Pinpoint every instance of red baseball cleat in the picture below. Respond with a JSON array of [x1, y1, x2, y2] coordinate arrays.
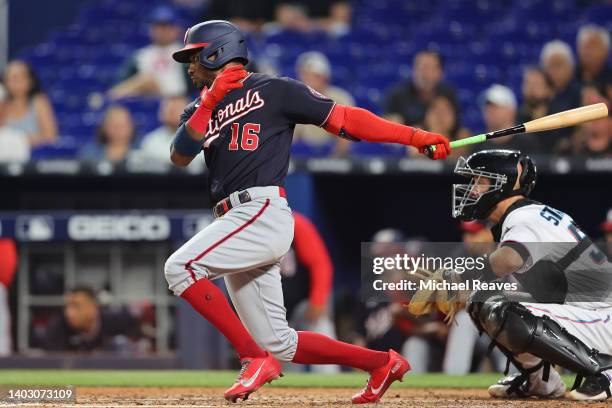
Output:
[[351, 349, 410, 404], [224, 352, 282, 402]]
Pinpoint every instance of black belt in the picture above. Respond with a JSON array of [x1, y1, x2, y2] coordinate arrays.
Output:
[[213, 190, 252, 218]]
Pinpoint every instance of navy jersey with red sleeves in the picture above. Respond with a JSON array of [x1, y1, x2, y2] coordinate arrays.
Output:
[[180, 73, 335, 204]]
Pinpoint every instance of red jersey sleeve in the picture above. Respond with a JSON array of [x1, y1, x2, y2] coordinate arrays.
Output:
[[0, 239, 18, 288]]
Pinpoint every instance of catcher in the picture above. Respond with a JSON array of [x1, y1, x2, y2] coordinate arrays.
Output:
[[409, 149, 612, 401]]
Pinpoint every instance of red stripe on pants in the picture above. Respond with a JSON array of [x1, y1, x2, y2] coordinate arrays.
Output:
[[184, 199, 271, 281]]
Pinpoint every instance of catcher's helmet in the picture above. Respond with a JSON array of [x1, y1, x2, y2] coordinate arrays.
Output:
[[172, 20, 248, 69], [453, 150, 536, 221]]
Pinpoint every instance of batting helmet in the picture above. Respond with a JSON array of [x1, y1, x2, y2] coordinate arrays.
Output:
[[172, 20, 249, 69], [453, 149, 537, 221]]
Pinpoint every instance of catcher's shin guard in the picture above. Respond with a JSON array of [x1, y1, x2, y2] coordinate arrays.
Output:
[[468, 292, 612, 379]]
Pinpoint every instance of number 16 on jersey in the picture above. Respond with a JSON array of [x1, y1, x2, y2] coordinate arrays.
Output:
[[229, 123, 261, 151]]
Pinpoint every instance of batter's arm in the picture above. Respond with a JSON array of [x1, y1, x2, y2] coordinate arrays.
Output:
[[170, 124, 203, 167], [171, 66, 248, 167], [322, 104, 451, 160]]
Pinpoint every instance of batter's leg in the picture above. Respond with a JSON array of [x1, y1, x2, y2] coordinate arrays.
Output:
[[165, 197, 293, 360], [165, 197, 293, 402], [225, 263, 410, 404], [286, 299, 340, 373]]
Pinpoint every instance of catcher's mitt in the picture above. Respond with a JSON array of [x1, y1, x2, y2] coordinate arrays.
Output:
[[407, 268, 467, 324]]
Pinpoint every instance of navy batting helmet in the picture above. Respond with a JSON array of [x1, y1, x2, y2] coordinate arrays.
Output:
[[172, 20, 248, 69], [452, 150, 537, 221]]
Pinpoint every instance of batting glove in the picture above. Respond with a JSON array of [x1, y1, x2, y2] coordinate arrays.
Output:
[[200, 65, 248, 110], [409, 129, 451, 160]]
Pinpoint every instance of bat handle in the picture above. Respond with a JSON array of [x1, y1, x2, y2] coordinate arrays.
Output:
[[423, 144, 436, 159], [421, 135, 489, 158]]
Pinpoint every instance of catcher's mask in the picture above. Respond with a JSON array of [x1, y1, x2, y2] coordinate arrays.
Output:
[[452, 149, 536, 221]]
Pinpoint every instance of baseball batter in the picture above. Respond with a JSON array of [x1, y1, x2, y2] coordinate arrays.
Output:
[[412, 149, 612, 401], [165, 20, 450, 403]]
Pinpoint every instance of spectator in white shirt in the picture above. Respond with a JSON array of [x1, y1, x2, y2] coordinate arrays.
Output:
[[108, 6, 190, 99], [0, 83, 30, 163], [138, 95, 188, 162]]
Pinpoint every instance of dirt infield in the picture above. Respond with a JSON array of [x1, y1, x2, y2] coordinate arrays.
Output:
[[42, 386, 609, 407]]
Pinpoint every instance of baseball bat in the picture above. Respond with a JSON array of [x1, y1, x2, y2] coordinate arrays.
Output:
[[423, 103, 609, 158]]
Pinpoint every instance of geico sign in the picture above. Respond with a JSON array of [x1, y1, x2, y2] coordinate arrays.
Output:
[[68, 215, 171, 241]]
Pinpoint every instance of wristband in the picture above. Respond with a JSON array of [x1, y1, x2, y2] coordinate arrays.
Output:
[[186, 104, 213, 134], [172, 124, 203, 156]]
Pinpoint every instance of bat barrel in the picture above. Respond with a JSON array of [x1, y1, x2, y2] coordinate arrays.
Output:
[[422, 103, 607, 158], [523, 103, 608, 133]]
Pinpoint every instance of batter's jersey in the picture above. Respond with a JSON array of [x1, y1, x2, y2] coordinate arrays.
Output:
[[495, 200, 612, 309], [180, 73, 335, 204]]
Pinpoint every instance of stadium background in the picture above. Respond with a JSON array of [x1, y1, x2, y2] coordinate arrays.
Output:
[[0, 0, 611, 401]]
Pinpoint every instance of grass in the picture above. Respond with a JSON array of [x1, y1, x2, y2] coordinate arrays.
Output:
[[0, 370, 576, 389]]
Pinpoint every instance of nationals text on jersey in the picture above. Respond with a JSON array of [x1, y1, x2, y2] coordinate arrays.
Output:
[[205, 88, 265, 140]]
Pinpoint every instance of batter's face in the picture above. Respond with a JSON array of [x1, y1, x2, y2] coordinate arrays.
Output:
[[187, 52, 216, 88]]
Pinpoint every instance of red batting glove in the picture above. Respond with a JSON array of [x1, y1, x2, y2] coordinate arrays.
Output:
[[200, 65, 248, 110], [409, 129, 451, 160]]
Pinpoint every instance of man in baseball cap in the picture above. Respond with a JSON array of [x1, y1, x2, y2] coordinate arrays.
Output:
[[478, 84, 538, 152], [293, 51, 355, 157], [109, 6, 190, 99]]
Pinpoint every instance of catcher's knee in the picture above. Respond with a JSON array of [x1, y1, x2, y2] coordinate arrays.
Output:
[[468, 292, 612, 376], [467, 291, 534, 353], [164, 250, 208, 296]]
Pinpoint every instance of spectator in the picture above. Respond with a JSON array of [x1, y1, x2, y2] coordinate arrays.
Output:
[[1, 60, 57, 147], [384, 50, 457, 126], [323, 1, 352, 37], [423, 94, 470, 159], [108, 6, 190, 99], [576, 25, 611, 99], [479, 84, 538, 153], [265, 2, 314, 34], [79, 105, 136, 163], [281, 212, 339, 373], [516, 67, 556, 152], [138, 96, 188, 162], [517, 67, 554, 124], [569, 86, 611, 157], [43, 286, 142, 352], [207, 0, 276, 30], [0, 239, 17, 356], [540, 40, 582, 145], [0, 84, 29, 162], [293, 51, 355, 156]]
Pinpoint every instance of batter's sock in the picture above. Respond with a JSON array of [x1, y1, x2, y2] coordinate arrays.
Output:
[[292, 331, 389, 372], [181, 279, 266, 359]]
